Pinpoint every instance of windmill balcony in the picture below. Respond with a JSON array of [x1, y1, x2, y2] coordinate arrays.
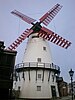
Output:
[[15, 62, 60, 74]]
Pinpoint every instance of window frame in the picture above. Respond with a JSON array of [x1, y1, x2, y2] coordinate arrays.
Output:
[[38, 74, 41, 79], [43, 46, 46, 51], [37, 58, 41, 62], [37, 86, 41, 91]]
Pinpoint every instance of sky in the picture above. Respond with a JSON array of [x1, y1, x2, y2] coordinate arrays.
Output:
[[0, 0, 75, 82]]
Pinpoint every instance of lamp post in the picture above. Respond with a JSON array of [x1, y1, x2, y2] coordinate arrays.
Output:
[[69, 69, 74, 100]]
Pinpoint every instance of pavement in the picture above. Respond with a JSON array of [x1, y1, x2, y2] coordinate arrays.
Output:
[[55, 95, 75, 100], [11, 96, 75, 100]]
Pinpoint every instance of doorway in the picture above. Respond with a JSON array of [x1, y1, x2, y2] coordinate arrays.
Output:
[[51, 86, 56, 98]]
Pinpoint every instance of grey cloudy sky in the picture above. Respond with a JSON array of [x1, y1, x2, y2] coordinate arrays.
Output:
[[0, 0, 75, 82]]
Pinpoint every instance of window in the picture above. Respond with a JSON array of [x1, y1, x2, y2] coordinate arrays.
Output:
[[43, 46, 46, 51], [37, 86, 41, 91], [37, 58, 41, 62], [38, 74, 41, 79]]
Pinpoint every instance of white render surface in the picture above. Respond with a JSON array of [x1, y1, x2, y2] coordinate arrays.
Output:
[[14, 33, 59, 99], [22, 33, 52, 65], [14, 70, 59, 99]]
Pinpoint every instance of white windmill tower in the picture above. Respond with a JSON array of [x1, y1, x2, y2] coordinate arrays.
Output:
[[7, 4, 71, 99]]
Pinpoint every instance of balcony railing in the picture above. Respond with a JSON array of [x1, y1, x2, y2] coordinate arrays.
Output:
[[15, 62, 60, 72]]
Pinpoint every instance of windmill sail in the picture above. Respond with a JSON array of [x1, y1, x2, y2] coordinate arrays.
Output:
[[39, 4, 62, 26], [38, 27, 71, 49], [7, 3, 71, 50], [7, 29, 33, 50], [11, 10, 36, 24]]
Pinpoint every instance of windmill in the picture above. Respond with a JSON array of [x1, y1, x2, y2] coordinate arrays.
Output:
[[8, 4, 71, 99]]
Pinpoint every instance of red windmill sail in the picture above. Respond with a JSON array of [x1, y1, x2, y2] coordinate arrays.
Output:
[[38, 27, 71, 49], [39, 4, 62, 26], [7, 29, 33, 50], [7, 3, 71, 50], [11, 10, 36, 24]]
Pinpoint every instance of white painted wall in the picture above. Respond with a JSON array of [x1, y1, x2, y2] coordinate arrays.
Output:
[[22, 33, 52, 65], [14, 70, 59, 99], [14, 33, 59, 99]]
